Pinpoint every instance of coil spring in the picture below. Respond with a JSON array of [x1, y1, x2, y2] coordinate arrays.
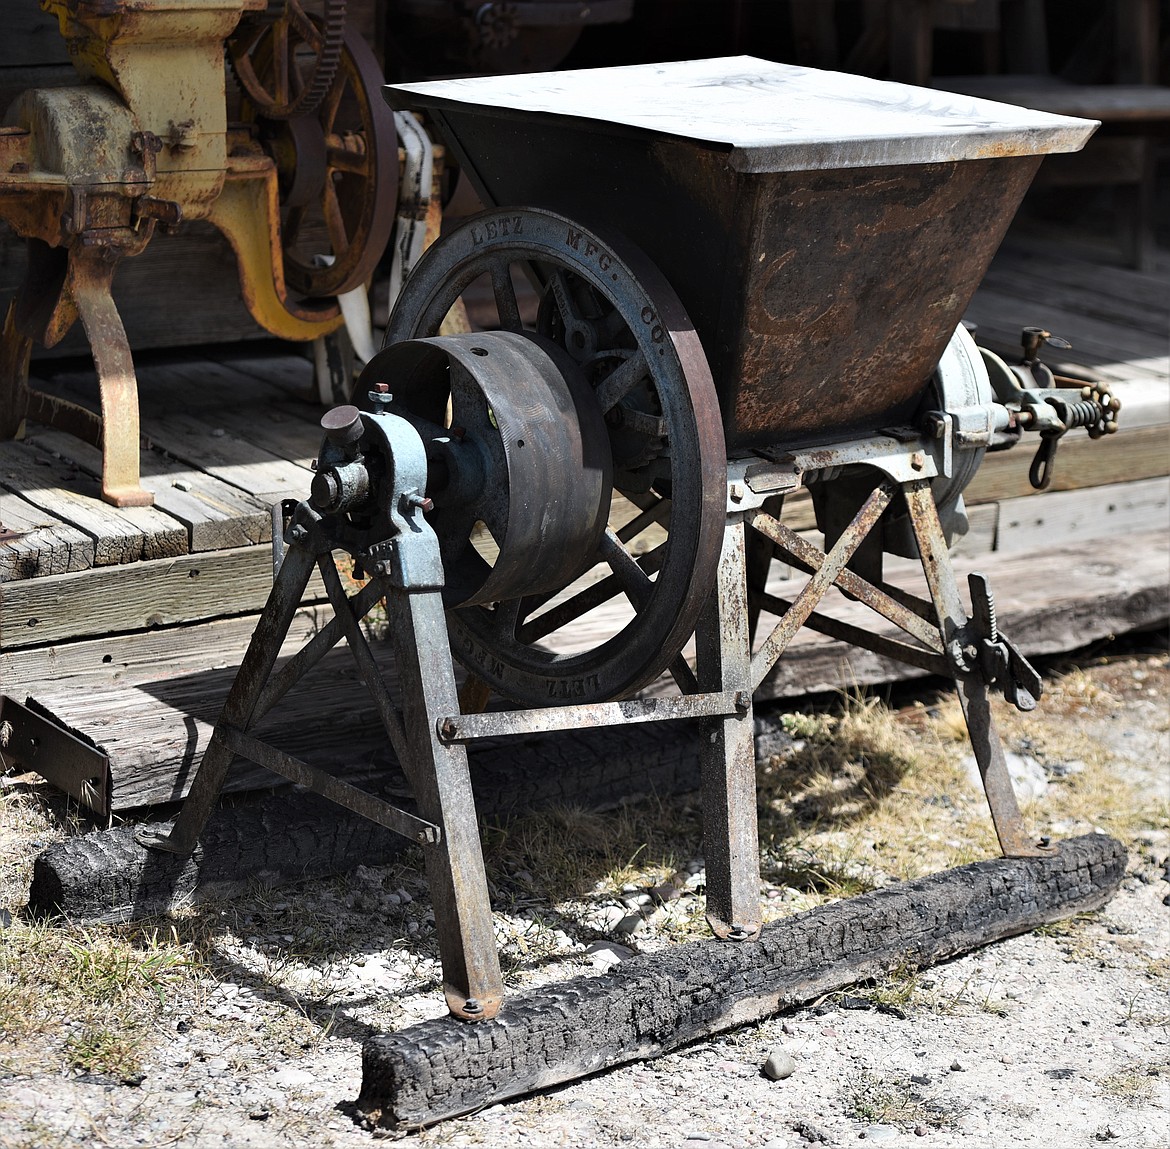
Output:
[[1061, 384, 1121, 440], [1063, 399, 1103, 428]]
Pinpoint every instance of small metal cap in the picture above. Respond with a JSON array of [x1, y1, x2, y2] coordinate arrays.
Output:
[[320, 405, 363, 448]]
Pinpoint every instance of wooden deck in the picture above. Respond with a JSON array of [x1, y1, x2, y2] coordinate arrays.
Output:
[[1, 234, 1167, 815]]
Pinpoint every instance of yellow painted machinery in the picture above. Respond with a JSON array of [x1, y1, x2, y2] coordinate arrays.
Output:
[[0, 0, 397, 505]]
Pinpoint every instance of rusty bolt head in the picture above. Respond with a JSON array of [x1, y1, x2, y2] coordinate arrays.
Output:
[[910, 451, 926, 471], [463, 998, 483, 1015], [438, 717, 459, 741]]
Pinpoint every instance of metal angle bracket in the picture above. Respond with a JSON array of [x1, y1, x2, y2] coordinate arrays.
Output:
[[0, 695, 111, 819]]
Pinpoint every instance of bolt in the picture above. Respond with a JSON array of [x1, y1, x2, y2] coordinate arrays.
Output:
[[373, 559, 392, 577], [407, 493, 434, 513], [438, 717, 459, 741], [729, 482, 744, 503], [910, 451, 926, 471], [463, 998, 483, 1015], [288, 524, 307, 543], [923, 413, 946, 439], [734, 690, 750, 711], [727, 926, 754, 941], [1038, 836, 1052, 848]]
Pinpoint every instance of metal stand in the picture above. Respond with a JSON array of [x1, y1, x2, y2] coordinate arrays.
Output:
[[139, 431, 1049, 1021]]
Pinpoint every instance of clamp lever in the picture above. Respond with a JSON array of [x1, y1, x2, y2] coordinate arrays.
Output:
[[968, 572, 1042, 712]]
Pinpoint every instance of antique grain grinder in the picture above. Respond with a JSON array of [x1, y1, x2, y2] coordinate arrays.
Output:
[[0, 0, 396, 505], [141, 59, 1114, 1023]]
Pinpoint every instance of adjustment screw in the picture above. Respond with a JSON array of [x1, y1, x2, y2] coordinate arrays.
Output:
[[407, 493, 434, 513]]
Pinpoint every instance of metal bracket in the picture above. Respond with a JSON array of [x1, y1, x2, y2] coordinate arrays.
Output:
[[0, 695, 110, 820]]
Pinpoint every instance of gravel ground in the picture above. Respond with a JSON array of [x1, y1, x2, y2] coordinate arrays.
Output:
[[1, 644, 1167, 1148]]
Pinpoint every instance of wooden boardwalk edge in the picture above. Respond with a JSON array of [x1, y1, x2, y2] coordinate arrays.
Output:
[[356, 834, 1126, 1131], [8, 529, 1167, 812]]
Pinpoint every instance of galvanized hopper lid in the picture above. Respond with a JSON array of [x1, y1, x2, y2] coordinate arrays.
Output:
[[386, 55, 1097, 173]]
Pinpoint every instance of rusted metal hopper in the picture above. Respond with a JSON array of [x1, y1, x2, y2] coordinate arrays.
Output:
[[386, 57, 1096, 448]]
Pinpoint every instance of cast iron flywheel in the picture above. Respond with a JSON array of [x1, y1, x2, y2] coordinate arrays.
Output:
[[360, 208, 727, 705]]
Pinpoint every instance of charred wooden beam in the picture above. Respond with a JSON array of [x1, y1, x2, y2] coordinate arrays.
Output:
[[358, 834, 1125, 1131], [26, 716, 793, 923]]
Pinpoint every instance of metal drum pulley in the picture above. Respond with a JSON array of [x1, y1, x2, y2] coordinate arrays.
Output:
[[358, 207, 727, 705]]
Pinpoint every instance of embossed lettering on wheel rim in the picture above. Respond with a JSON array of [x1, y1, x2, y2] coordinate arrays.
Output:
[[385, 208, 727, 704]]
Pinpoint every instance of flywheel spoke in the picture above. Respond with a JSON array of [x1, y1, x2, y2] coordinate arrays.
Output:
[[287, 1, 321, 49], [327, 143, 370, 177], [593, 349, 648, 413], [323, 180, 350, 256], [517, 542, 666, 644], [599, 528, 655, 608], [273, 22, 290, 106], [491, 261, 523, 331]]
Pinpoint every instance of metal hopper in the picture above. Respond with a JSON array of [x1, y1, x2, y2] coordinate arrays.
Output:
[[385, 56, 1096, 449]]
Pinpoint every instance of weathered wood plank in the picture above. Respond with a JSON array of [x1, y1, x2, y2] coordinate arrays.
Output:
[[26, 429, 272, 553], [133, 414, 313, 503], [0, 545, 327, 651], [356, 835, 1126, 1130], [995, 475, 1170, 553], [963, 424, 1168, 504], [9, 530, 1166, 810], [988, 240, 1170, 312], [977, 261, 1168, 339], [964, 293, 1169, 380], [0, 440, 187, 566], [0, 487, 95, 581]]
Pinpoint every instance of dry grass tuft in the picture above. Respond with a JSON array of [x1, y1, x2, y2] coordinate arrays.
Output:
[[0, 917, 202, 1077], [842, 1068, 959, 1130]]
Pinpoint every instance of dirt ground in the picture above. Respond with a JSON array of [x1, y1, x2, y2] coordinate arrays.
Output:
[[1, 634, 1167, 1149]]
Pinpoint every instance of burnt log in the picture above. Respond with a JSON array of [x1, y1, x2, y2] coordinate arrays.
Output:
[[26, 715, 792, 923], [358, 834, 1126, 1130]]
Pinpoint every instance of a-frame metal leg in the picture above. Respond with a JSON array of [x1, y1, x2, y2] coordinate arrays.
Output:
[[903, 480, 1049, 859], [140, 544, 319, 855], [386, 586, 505, 1019], [697, 514, 762, 941]]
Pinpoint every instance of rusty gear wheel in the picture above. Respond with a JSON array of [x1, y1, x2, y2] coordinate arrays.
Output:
[[229, 0, 347, 121], [240, 20, 398, 299], [370, 207, 727, 705]]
